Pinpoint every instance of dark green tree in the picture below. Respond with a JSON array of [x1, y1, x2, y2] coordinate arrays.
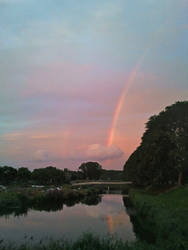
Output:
[[124, 101, 188, 187], [78, 162, 102, 180], [32, 166, 65, 185], [0, 166, 17, 184], [17, 167, 31, 183]]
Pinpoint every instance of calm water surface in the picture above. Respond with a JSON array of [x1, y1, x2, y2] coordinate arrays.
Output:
[[0, 194, 135, 242]]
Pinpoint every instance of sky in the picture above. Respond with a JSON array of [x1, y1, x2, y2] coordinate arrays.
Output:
[[0, 0, 188, 170]]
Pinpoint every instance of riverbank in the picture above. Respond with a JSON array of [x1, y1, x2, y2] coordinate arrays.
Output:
[[128, 186, 188, 249]]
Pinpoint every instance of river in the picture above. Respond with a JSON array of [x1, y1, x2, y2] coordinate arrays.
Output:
[[0, 194, 135, 243]]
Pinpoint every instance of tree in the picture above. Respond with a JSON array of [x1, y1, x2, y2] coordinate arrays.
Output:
[[124, 101, 188, 187], [78, 162, 102, 180], [32, 166, 65, 185], [17, 167, 31, 183], [100, 169, 124, 181], [0, 166, 17, 185]]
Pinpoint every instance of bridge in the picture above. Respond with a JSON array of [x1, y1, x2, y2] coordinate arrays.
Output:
[[71, 181, 132, 187]]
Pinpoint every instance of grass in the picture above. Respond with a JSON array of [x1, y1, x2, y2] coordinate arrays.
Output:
[[128, 187, 188, 250], [0, 233, 158, 250]]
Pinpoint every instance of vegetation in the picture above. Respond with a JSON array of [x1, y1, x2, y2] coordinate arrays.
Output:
[[78, 162, 102, 180], [0, 163, 123, 187], [126, 187, 188, 250], [0, 166, 17, 185], [0, 166, 67, 186], [100, 169, 124, 181], [0, 233, 160, 250], [32, 167, 66, 185], [124, 101, 188, 187]]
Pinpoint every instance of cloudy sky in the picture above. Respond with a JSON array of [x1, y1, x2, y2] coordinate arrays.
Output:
[[0, 0, 188, 170]]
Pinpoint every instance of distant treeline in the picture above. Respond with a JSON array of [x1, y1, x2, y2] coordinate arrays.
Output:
[[0, 162, 124, 186]]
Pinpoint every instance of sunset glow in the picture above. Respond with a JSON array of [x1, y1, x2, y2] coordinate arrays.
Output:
[[0, 0, 188, 170]]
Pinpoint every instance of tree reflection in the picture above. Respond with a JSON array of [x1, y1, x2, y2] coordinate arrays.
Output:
[[122, 196, 155, 243], [81, 195, 101, 206], [0, 195, 102, 217]]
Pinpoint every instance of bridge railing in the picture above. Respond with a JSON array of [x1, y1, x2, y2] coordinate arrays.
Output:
[[71, 181, 132, 186]]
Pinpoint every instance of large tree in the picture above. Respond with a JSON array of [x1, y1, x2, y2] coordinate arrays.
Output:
[[32, 166, 65, 185], [124, 101, 188, 187], [17, 167, 31, 183], [0, 166, 17, 184], [78, 162, 102, 180]]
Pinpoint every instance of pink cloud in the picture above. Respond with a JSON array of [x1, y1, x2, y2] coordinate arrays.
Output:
[[69, 144, 124, 162], [86, 144, 124, 161], [32, 149, 63, 162]]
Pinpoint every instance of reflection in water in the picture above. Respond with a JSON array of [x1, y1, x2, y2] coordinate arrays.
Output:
[[0, 194, 135, 243], [123, 196, 156, 243], [123, 196, 156, 244], [107, 215, 113, 234], [107, 210, 133, 235], [0, 206, 28, 218]]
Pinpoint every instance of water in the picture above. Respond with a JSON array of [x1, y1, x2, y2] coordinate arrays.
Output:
[[0, 194, 135, 243]]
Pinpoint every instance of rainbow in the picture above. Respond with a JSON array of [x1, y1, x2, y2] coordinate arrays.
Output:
[[107, 61, 141, 147], [107, 20, 171, 147], [107, 40, 156, 147]]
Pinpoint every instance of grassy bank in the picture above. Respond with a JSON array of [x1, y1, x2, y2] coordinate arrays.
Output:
[[128, 187, 188, 250]]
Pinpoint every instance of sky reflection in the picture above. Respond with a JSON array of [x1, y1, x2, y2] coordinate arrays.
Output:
[[0, 194, 135, 242]]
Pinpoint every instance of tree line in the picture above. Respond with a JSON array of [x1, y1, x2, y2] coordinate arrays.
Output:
[[0, 162, 123, 186], [124, 101, 188, 187]]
